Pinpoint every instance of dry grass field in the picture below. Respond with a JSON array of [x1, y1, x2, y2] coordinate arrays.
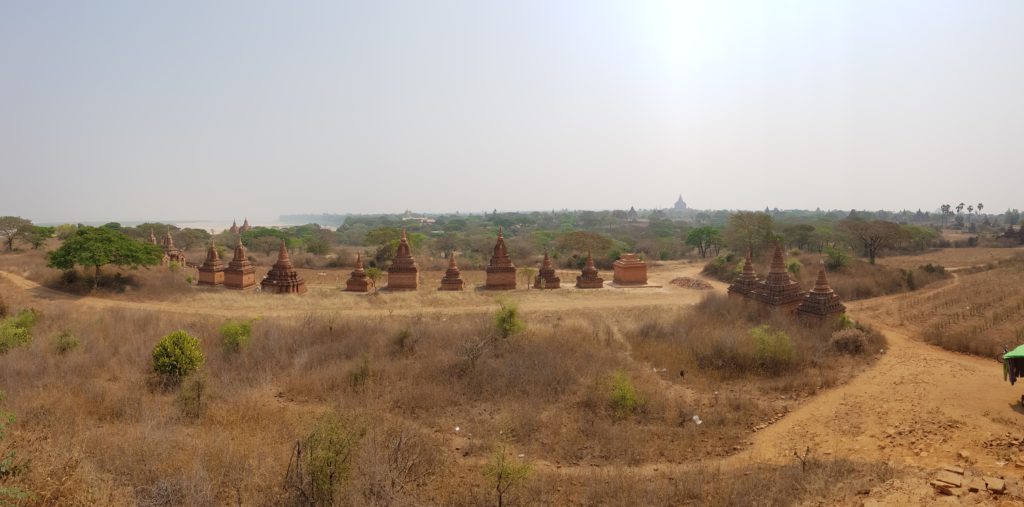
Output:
[[5, 246, 1024, 505], [0, 247, 905, 506]]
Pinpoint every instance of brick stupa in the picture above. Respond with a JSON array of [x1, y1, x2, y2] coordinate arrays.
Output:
[[261, 242, 306, 294], [240, 218, 252, 233], [533, 251, 560, 289], [751, 241, 803, 308], [484, 227, 516, 290], [345, 254, 374, 292], [612, 253, 648, 286], [386, 228, 419, 290], [197, 241, 225, 286], [575, 252, 604, 289], [439, 252, 465, 291], [796, 261, 846, 321], [229, 220, 239, 234], [223, 237, 257, 290], [727, 251, 760, 298], [162, 228, 187, 266]]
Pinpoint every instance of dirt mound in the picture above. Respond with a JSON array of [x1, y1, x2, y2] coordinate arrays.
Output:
[[670, 277, 714, 290]]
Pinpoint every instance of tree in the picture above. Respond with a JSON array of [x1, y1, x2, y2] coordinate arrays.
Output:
[[723, 211, 774, 255], [0, 216, 32, 251], [25, 226, 55, 249], [685, 226, 721, 258], [939, 204, 951, 228], [554, 231, 613, 255], [175, 228, 211, 251], [484, 447, 531, 507], [838, 219, 904, 264], [47, 226, 164, 287]]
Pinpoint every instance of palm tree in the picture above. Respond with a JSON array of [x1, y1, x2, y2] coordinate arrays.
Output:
[[978, 202, 984, 216], [940, 204, 951, 227]]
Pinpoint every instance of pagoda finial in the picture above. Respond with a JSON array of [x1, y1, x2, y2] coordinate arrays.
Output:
[[354, 253, 363, 269], [813, 260, 832, 292], [498, 226, 503, 238], [770, 240, 786, 273], [401, 226, 407, 240], [448, 251, 457, 268]]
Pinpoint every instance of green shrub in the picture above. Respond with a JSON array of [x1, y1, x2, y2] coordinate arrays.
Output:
[[494, 300, 525, 339], [177, 375, 207, 419], [824, 246, 849, 270], [609, 370, 644, 420], [0, 309, 38, 354], [304, 414, 365, 503], [750, 325, 795, 374], [152, 330, 204, 381], [53, 330, 79, 354], [786, 260, 801, 275], [220, 320, 252, 353]]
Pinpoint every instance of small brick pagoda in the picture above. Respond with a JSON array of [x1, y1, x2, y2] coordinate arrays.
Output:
[[750, 241, 804, 308], [439, 251, 465, 291], [162, 228, 187, 266], [485, 227, 516, 290], [727, 251, 760, 298], [223, 237, 257, 290], [229, 220, 239, 234], [197, 241, 225, 286], [612, 253, 648, 286], [240, 218, 252, 233], [148, 229, 159, 245], [261, 242, 306, 294], [575, 252, 604, 289], [533, 251, 560, 289], [386, 228, 419, 290], [345, 253, 374, 292], [796, 262, 846, 321]]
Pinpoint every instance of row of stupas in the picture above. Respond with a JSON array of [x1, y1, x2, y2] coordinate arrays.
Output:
[[343, 227, 624, 292], [727, 241, 845, 321], [197, 238, 305, 293]]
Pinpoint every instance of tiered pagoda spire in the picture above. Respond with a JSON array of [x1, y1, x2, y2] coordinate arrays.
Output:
[[533, 251, 560, 289], [796, 261, 846, 320], [224, 236, 256, 290], [386, 228, 419, 290], [750, 241, 804, 308], [197, 241, 225, 286], [439, 251, 465, 291], [575, 252, 604, 289], [261, 242, 306, 294], [345, 253, 374, 292], [485, 227, 516, 290], [727, 250, 760, 297]]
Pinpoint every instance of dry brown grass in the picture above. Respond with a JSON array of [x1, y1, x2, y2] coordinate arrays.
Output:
[[897, 255, 1024, 357], [0, 281, 892, 505]]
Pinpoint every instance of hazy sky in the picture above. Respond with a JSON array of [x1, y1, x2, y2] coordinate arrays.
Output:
[[2, 1, 1022, 223]]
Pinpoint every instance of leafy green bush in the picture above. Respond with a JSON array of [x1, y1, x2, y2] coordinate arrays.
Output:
[[609, 370, 644, 420], [152, 330, 204, 381], [0, 309, 38, 354], [824, 246, 849, 270], [53, 330, 79, 354], [750, 325, 795, 374], [786, 260, 801, 275], [494, 300, 525, 339], [305, 414, 365, 503], [219, 320, 252, 353]]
